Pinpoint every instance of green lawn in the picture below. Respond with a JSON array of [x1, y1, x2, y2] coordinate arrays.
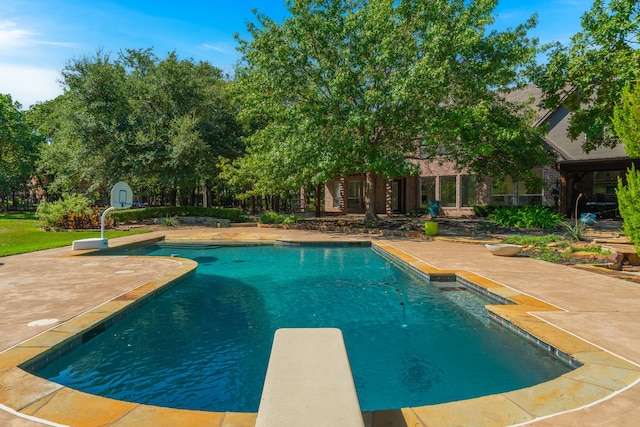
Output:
[[0, 212, 150, 257]]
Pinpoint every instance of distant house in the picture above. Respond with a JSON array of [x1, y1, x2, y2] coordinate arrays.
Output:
[[324, 85, 639, 218]]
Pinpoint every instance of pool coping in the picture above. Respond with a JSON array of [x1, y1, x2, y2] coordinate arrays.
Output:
[[1, 236, 639, 426]]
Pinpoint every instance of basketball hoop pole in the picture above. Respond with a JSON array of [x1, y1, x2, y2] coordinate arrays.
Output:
[[101, 206, 116, 240], [72, 181, 132, 251]]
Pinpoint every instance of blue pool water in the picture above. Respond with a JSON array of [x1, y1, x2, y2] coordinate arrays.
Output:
[[35, 243, 571, 412]]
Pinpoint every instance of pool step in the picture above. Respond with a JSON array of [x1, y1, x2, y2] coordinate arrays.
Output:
[[256, 328, 364, 427]]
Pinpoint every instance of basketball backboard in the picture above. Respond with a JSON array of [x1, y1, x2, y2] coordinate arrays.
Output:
[[110, 181, 133, 208]]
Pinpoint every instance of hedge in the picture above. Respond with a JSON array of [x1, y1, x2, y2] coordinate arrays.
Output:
[[110, 206, 243, 223]]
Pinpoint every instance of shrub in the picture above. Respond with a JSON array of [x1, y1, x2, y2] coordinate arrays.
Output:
[[488, 205, 564, 229], [257, 212, 300, 224], [617, 165, 640, 252], [557, 220, 588, 241], [473, 205, 498, 217], [56, 207, 111, 230], [259, 212, 286, 224], [283, 214, 300, 224], [160, 215, 180, 227], [36, 194, 110, 229], [110, 206, 243, 223], [407, 208, 429, 217]]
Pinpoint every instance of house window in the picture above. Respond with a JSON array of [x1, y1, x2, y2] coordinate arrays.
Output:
[[593, 171, 622, 196], [347, 181, 362, 208], [461, 175, 477, 207], [517, 168, 543, 205], [333, 181, 341, 208], [491, 169, 543, 206], [491, 176, 515, 206], [420, 177, 436, 209], [440, 176, 457, 208]]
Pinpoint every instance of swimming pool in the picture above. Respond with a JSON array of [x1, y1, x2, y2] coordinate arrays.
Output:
[[33, 243, 571, 412]]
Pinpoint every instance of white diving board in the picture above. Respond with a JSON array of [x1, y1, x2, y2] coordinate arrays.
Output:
[[256, 328, 364, 427]]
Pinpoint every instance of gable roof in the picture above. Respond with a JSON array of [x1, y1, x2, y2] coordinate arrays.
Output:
[[503, 85, 630, 163]]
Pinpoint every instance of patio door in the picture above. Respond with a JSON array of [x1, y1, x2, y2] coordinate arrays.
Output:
[[392, 178, 406, 213]]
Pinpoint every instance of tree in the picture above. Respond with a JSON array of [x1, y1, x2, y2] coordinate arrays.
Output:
[[614, 81, 640, 252], [59, 50, 133, 197], [234, 0, 545, 219], [535, 0, 640, 152], [35, 49, 243, 206], [0, 94, 43, 207], [617, 165, 640, 252], [128, 50, 243, 206], [613, 81, 640, 156], [29, 95, 84, 199]]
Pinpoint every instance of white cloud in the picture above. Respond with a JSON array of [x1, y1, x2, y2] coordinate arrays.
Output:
[[0, 20, 37, 47], [201, 43, 232, 54], [0, 20, 80, 52], [0, 63, 63, 108]]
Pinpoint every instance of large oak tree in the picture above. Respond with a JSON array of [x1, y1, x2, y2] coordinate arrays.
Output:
[[35, 49, 243, 205], [234, 0, 548, 219]]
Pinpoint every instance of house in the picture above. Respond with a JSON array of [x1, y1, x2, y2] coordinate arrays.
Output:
[[324, 85, 640, 218]]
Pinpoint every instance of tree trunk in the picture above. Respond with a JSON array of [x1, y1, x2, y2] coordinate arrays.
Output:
[[273, 195, 280, 213], [168, 189, 177, 206], [315, 184, 322, 217], [300, 187, 306, 213], [364, 171, 377, 221], [202, 182, 208, 207]]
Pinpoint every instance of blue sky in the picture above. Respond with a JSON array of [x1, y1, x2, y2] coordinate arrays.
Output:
[[1, 0, 592, 108]]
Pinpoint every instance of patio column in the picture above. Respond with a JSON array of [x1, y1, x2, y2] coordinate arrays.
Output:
[[385, 179, 393, 215], [339, 178, 346, 213]]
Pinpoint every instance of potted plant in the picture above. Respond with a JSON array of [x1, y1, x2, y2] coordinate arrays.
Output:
[[424, 220, 438, 236]]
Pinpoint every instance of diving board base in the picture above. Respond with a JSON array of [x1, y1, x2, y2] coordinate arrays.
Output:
[[72, 238, 108, 251]]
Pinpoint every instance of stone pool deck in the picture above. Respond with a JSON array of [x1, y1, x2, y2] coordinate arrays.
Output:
[[1, 227, 640, 426]]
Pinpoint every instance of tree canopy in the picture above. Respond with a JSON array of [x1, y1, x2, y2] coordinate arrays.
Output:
[[613, 81, 640, 157], [535, 0, 640, 152], [614, 83, 640, 252], [35, 49, 243, 205], [233, 0, 547, 219], [0, 94, 43, 204]]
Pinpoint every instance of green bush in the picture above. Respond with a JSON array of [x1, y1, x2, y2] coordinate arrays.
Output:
[[257, 212, 301, 224], [36, 194, 107, 229], [160, 215, 180, 227], [283, 214, 300, 224], [473, 205, 498, 217], [617, 165, 640, 252], [110, 206, 242, 223], [488, 205, 564, 229], [259, 211, 286, 224], [407, 208, 429, 217], [557, 220, 588, 241]]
